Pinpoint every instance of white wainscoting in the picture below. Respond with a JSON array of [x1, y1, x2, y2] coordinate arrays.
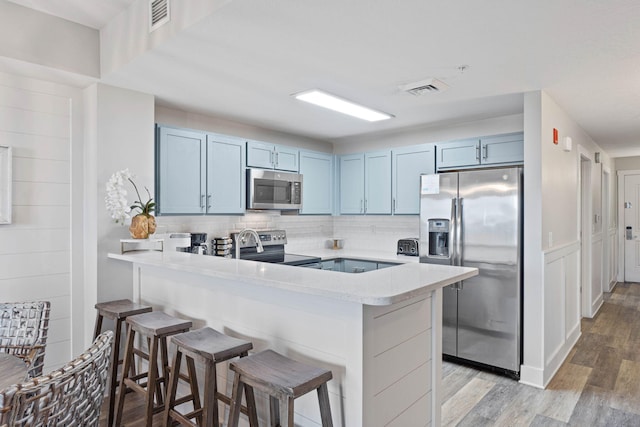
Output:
[[591, 233, 604, 315], [540, 241, 581, 387], [607, 228, 617, 291], [0, 74, 76, 371]]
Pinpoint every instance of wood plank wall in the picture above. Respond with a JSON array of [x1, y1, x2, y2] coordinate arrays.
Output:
[[0, 76, 73, 371]]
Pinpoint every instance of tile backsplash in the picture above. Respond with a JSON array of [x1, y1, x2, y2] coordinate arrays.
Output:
[[154, 212, 419, 253]]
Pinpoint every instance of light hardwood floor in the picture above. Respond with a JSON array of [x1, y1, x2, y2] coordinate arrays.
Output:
[[102, 282, 640, 426], [442, 281, 640, 426]]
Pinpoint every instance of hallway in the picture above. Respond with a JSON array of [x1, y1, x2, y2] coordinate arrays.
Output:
[[442, 282, 640, 426]]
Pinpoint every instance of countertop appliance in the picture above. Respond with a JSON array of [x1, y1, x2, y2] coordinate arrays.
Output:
[[247, 169, 303, 210], [419, 167, 523, 378], [229, 229, 320, 265], [397, 238, 419, 256], [188, 232, 208, 254]]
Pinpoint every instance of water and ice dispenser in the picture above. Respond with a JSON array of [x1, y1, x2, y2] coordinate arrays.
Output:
[[428, 219, 450, 257]]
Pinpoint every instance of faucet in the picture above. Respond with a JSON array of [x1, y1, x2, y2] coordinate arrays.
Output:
[[235, 228, 264, 260]]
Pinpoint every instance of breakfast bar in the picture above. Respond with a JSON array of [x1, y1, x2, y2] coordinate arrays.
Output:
[[109, 250, 477, 427]]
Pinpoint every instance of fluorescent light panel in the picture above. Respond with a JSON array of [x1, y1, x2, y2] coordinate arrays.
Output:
[[293, 89, 393, 122]]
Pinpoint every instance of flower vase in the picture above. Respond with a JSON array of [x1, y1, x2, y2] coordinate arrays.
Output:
[[129, 214, 156, 239]]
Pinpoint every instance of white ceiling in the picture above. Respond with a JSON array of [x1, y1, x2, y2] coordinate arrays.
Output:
[[8, 0, 640, 156]]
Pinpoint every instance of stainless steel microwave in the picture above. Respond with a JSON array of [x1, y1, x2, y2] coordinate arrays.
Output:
[[247, 168, 303, 210]]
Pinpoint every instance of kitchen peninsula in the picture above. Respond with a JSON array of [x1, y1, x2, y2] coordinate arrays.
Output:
[[109, 250, 477, 426]]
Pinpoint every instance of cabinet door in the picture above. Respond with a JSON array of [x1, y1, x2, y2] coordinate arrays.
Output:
[[246, 140, 274, 169], [299, 150, 333, 214], [436, 139, 480, 170], [480, 133, 524, 165], [157, 126, 206, 214], [343, 259, 377, 273], [365, 150, 392, 214], [207, 135, 246, 214], [392, 144, 435, 215], [275, 146, 299, 172], [339, 154, 365, 214]]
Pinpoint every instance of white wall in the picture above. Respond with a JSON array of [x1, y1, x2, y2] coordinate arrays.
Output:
[[0, 1, 99, 78], [83, 83, 155, 346], [0, 71, 84, 370], [520, 91, 615, 389]]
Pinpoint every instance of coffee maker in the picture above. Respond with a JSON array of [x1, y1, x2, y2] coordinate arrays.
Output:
[[189, 232, 208, 255]]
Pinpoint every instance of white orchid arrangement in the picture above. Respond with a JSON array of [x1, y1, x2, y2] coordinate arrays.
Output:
[[105, 169, 155, 224]]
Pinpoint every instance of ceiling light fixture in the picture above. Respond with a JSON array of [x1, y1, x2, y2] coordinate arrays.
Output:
[[292, 89, 393, 122]]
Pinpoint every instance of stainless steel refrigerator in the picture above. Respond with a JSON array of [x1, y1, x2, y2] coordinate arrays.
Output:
[[419, 167, 522, 377]]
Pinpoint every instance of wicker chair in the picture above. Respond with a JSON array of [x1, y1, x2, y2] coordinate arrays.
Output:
[[0, 302, 51, 378], [0, 330, 113, 427]]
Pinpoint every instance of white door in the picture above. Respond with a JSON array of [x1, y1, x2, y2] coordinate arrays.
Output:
[[624, 174, 640, 282]]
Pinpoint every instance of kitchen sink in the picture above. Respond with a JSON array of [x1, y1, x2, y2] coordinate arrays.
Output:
[[298, 258, 400, 273]]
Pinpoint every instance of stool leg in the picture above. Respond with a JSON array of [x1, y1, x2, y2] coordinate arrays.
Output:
[[115, 324, 135, 427], [160, 336, 171, 400], [146, 336, 160, 427], [285, 396, 294, 427], [317, 384, 333, 427], [228, 374, 244, 427], [163, 345, 182, 427], [269, 396, 279, 427], [107, 317, 124, 427], [244, 384, 259, 427], [201, 360, 217, 427], [93, 312, 103, 340]]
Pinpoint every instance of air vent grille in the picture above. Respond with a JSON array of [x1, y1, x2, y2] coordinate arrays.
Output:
[[400, 78, 449, 96], [150, 0, 170, 32]]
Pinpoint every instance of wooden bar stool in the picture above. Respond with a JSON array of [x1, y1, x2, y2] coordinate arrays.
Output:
[[163, 327, 254, 427], [115, 311, 192, 427], [228, 350, 333, 427], [93, 299, 152, 427]]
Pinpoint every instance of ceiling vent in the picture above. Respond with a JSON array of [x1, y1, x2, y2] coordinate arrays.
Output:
[[149, 0, 170, 32], [400, 78, 449, 96]]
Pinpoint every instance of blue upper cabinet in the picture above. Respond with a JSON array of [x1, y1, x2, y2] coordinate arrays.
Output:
[[299, 150, 333, 215], [156, 125, 246, 215], [339, 153, 365, 214], [392, 144, 435, 215], [156, 126, 207, 214], [206, 134, 246, 214], [365, 150, 392, 214], [480, 133, 524, 165], [436, 132, 524, 171], [339, 150, 391, 215], [436, 138, 480, 170], [247, 140, 299, 172]]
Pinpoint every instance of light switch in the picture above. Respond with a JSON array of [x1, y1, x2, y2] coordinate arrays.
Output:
[[548, 231, 553, 248]]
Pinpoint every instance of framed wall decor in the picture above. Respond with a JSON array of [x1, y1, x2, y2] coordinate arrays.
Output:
[[0, 146, 12, 224]]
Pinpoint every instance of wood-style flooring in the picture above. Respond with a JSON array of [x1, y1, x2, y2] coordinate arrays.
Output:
[[101, 282, 640, 426], [442, 281, 640, 426]]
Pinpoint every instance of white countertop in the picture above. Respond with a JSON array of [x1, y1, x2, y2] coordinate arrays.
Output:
[[108, 249, 477, 306]]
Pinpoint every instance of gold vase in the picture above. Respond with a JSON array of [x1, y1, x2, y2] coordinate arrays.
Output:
[[129, 214, 156, 239]]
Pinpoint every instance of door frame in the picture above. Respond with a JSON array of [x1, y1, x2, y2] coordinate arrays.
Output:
[[602, 166, 611, 291], [617, 169, 640, 282], [578, 146, 593, 318]]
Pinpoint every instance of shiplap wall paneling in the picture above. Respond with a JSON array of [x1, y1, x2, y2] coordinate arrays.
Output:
[[0, 80, 72, 371]]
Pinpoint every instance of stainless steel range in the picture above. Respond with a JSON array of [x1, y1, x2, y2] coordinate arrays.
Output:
[[229, 229, 321, 266]]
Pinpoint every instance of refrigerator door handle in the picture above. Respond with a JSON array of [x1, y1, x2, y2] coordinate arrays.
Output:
[[457, 197, 464, 289], [450, 198, 457, 261]]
